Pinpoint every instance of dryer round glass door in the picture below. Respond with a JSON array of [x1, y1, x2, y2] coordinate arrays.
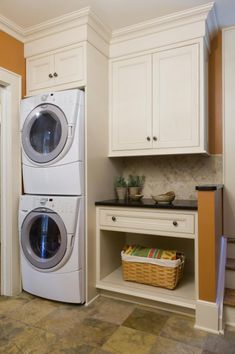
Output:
[[22, 104, 68, 163], [21, 209, 67, 270]]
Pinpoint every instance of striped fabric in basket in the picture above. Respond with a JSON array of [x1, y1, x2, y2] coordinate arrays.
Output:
[[121, 245, 185, 289]]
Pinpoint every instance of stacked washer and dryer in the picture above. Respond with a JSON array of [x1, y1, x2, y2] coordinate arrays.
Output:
[[19, 89, 85, 303]]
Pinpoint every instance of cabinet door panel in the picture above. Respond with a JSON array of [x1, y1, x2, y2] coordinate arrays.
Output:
[[27, 55, 54, 92], [54, 46, 84, 86], [153, 44, 199, 149], [111, 55, 152, 151]]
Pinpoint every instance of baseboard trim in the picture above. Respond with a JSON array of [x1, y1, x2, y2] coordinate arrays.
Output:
[[194, 324, 224, 335], [85, 294, 100, 306], [224, 305, 235, 328], [195, 299, 221, 333], [99, 289, 195, 317]]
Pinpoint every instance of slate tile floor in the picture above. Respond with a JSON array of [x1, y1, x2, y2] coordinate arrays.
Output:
[[0, 293, 235, 354]]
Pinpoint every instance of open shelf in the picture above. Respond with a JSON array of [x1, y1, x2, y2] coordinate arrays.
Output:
[[97, 267, 196, 309]]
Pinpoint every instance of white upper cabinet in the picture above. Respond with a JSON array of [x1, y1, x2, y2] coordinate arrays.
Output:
[[110, 42, 208, 156], [152, 44, 199, 151], [27, 55, 54, 92], [26, 44, 85, 96], [53, 46, 84, 87], [108, 3, 216, 157], [111, 55, 152, 151]]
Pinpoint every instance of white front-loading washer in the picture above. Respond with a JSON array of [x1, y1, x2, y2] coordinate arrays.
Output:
[[20, 89, 84, 195], [19, 194, 85, 303]]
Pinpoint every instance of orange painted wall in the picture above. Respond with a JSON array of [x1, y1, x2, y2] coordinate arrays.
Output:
[[198, 189, 223, 302], [209, 31, 222, 154], [0, 30, 25, 96]]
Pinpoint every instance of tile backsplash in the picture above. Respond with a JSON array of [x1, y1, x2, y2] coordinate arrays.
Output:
[[123, 154, 223, 200]]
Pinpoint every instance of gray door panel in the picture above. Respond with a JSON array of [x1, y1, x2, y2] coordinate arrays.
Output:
[[21, 209, 67, 269]]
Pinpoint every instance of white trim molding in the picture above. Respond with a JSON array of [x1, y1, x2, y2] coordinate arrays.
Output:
[[0, 14, 25, 42], [224, 306, 235, 328], [23, 7, 111, 58], [1, 3, 218, 53], [110, 2, 218, 58], [217, 236, 227, 333], [0, 6, 111, 45], [195, 236, 227, 334], [112, 2, 217, 43], [24, 7, 111, 44], [195, 300, 221, 334], [0, 67, 22, 296]]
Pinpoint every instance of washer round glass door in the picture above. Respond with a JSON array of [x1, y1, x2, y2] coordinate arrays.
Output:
[[21, 209, 67, 270], [22, 104, 68, 163]]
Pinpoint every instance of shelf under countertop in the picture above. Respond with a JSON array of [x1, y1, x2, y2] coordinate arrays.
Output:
[[97, 267, 196, 309]]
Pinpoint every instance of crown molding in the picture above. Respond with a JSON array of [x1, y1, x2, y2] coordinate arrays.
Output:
[[0, 7, 111, 44], [0, 14, 25, 42], [222, 24, 235, 33], [0, 2, 218, 48], [111, 2, 218, 44], [23, 7, 111, 44], [206, 2, 219, 37], [23, 7, 91, 36], [87, 8, 112, 43]]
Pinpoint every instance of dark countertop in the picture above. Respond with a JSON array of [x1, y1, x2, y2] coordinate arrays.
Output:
[[195, 184, 224, 191], [95, 198, 198, 210]]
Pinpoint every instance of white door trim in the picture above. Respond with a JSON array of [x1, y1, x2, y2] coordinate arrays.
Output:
[[0, 67, 22, 296]]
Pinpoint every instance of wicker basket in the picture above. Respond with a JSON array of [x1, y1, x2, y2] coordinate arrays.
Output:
[[122, 254, 185, 290]]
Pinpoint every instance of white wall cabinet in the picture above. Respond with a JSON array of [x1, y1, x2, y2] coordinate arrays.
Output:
[[153, 44, 199, 150], [110, 43, 208, 156], [111, 55, 152, 151], [26, 45, 85, 96]]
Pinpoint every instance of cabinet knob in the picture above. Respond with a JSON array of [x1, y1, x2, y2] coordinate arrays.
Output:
[[173, 221, 178, 227], [48, 73, 53, 78], [112, 216, 116, 222], [53, 72, 58, 77], [146, 136, 151, 141], [153, 136, 157, 141]]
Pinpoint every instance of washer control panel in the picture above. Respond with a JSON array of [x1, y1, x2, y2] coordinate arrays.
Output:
[[35, 197, 54, 208], [20, 195, 83, 234], [32, 196, 80, 216]]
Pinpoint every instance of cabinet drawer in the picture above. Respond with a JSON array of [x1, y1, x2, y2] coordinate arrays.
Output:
[[99, 209, 195, 237]]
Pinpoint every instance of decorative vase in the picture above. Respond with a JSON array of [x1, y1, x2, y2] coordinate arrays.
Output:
[[128, 186, 141, 197], [116, 187, 127, 200]]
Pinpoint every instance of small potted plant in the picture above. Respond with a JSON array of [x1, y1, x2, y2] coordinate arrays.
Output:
[[128, 175, 145, 197], [114, 176, 128, 200]]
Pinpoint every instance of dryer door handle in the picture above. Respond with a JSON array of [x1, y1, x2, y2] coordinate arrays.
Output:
[[68, 125, 74, 138], [70, 235, 75, 248]]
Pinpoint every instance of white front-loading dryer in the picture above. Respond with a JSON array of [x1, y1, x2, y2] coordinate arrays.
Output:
[[19, 195, 85, 303], [20, 89, 84, 195]]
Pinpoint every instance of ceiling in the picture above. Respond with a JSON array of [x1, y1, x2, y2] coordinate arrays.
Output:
[[0, 0, 235, 30]]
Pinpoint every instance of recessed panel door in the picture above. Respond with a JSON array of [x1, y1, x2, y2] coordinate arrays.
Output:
[[111, 55, 152, 151], [54, 46, 84, 86], [27, 54, 54, 92], [153, 44, 199, 150]]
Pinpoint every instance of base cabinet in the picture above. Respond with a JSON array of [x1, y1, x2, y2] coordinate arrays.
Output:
[[96, 207, 198, 310]]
